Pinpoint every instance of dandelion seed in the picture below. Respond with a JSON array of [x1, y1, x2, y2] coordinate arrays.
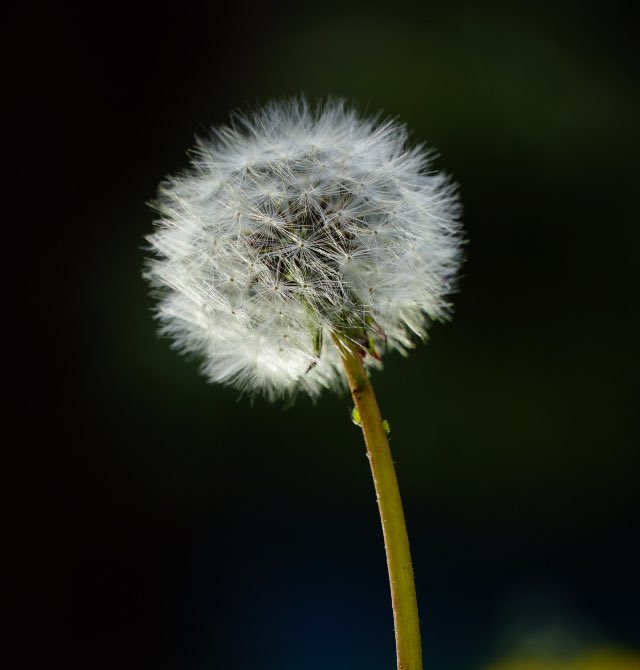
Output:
[[145, 98, 462, 399]]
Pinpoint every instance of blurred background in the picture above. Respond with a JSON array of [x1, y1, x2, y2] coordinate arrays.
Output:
[[9, 0, 639, 668]]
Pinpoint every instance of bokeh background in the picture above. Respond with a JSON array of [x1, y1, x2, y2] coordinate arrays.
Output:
[[10, 1, 639, 668]]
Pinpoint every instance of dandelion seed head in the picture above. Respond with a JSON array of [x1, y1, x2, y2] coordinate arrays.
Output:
[[145, 98, 463, 398]]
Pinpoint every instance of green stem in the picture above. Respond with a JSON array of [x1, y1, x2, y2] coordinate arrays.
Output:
[[333, 334, 423, 670]]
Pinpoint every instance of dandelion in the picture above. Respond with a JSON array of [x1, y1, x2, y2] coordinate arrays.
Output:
[[146, 98, 461, 399], [145, 97, 463, 670]]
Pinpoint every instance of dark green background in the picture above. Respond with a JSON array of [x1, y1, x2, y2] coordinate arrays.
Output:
[[11, 1, 638, 668]]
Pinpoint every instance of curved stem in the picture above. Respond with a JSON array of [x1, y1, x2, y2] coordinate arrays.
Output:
[[333, 334, 423, 670]]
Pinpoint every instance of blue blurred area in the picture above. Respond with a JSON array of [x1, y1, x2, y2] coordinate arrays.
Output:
[[9, 0, 639, 668]]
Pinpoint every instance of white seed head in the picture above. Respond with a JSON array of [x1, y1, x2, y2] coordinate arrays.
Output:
[[145, 98, 463, 399]]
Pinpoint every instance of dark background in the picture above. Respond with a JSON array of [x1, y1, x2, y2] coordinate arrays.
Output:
[[9, 1, 639, 668]]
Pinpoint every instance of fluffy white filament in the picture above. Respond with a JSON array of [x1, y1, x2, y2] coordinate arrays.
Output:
[[145, 98, 463, 398]]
